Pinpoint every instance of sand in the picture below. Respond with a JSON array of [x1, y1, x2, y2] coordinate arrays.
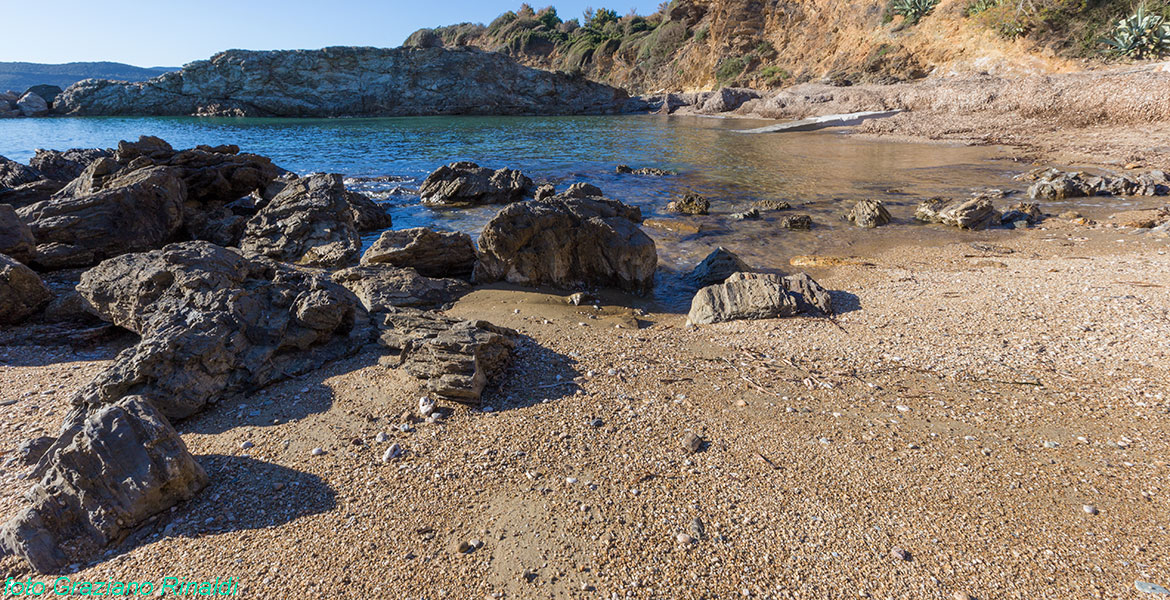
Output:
[[2, 212, 1168, 598]]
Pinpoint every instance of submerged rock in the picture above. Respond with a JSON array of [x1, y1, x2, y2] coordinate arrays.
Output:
[[419, 161, 532, 206], [240, 173, 362, 267], [0, 253, 51, 324], [361, 227, 476, 278], [687, 272, 832, 325], [667, 192, 710, 215], [845, 200, 891, 228], [474, 190, 657, 293], [374, 307, 516, 404], [0, 395, 207, 573], [690, 247, 752, 287], [616, 165, 674, 176], [914, 197, 1001, 230], [753, 199, 792, 211]]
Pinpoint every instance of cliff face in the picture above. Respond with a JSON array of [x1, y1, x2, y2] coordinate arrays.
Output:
[[412, 0, 1077, 94], [54, 47, 628, 117]]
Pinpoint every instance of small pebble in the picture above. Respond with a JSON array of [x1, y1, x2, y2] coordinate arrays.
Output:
[[240, 441, 254, 450], [310, 447, 325, 456], [590, 418, 604, 427], [418, 396, 435, 417], [375, 432, 389, 443], [890, 547, 910, 561], [953, 593, 975, 600], [676, 533, 693, 544], [1136, 581, 1170, 595], [382, 443, 403, 462], [1082, 504, 1099, 515], [682, 432, 702, 453], [565, 477, 578, 484]]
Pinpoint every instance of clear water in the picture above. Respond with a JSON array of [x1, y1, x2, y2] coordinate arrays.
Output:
[[0, 114, 1030, 304]]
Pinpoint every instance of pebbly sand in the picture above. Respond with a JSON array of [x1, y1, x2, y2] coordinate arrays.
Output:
[[2, 211, 1168, 598]]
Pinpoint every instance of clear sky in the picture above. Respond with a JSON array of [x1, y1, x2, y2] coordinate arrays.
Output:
[[1, 0, 663, 67]]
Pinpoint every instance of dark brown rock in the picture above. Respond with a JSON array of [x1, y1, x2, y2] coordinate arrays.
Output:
[[690, 247, 752, 287], [333, 265, 470, 310], [420, 161, 532, 206], [667, 192, 710, 215], [0, 155, 41, 189], [29, 148, 114, 182], [0, 204, 36, 263], [915, 197, 1001, 230], [0, 253, 51, 324], [361, 227, 476, 278], [845, 199, 891, 228], [240, 173, 361, 267], [0, 179, 67, 209]]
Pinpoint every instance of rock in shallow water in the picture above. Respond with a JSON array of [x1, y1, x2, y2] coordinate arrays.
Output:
[[666, 192, 710, 215], [419, 161, 532, 206], [845, 199, 891, 228], [915, 197, 1001, 230], [690, 247, 752, 287]]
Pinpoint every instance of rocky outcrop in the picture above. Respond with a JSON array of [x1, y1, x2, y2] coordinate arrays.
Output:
[[0, 179, 66, 209], [666, 192, 710, 215], [374, 308, 516, 403], [19, 166, 186, 269], [0, 204, 36, 263], [240, 173, 361, 268], [687, 272, 832, 325], [361, 227, 477, 278], [690, 247, 751, 287], [474, 189, 658, 294], [0, 253, 51, 324], [0, 155, 41, 189], [54, 47, 628, 118], [1023, 168, 1170, 201], [419, 162, 532, 206], [845, 200, 891, 228], [74, 241, 365, 420], [333, 265, 470, 310], [0, 396, 207, 573], [915, 197, 1001, 230], [30, 148, 113, 182]]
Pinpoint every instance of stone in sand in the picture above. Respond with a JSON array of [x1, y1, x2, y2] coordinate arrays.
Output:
[[845, 200, 891, 228], [0, 253, 51, 324], [419, 161, 532, 206], [0, 395, 207, 573], [666, 192, 710, 215], [690, 247, 752, 287], [240, 173, 362, 267], [361, 227, 477, 278], [687, 272, 832, 325]]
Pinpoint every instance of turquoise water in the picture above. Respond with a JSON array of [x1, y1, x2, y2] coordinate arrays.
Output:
[[0, 115, 1024, 297]]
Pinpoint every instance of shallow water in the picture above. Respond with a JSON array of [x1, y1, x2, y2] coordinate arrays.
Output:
[[1, 114, 1045, 305]]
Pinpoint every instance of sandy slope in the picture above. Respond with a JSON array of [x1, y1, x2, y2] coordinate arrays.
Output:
[[1, 213, 1168, 598]]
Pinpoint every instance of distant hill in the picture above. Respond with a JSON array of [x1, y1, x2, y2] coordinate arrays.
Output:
[[0, 61, 175, 93]]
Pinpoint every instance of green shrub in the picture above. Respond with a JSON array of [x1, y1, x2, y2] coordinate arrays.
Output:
[[1102, 5, 1170, 58], [889, 0, 939, 24], [759, 65, 790, 85], [753, 40, 778, 58], [694, 26, 708, 42], [715, 56, 747, 83], [965, 0, 1002, 16]]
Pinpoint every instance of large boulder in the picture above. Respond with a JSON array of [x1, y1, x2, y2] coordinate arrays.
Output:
[[690, 247, 752, 287], [0, 253, 51, 324], [914, 197, 1001, 230], [475, 190, 658, 293], [687, 272, 832, 325], [333, 265, 470, 310], [74, 242, 365, 420], [0, 395, 207, 573], [845, 199, 891, 228], [18, 166, 187, 269], [24, 84, 63, 106], [374, 307, 516, 403], [30, 148, 114, 182], [16, 91, 49, 117], [361, 227, 477, 278], [419, 162, 532, 206], [240, 173, 362, 267], [0, 155, 42, 188], [0, 204, 36, 263]]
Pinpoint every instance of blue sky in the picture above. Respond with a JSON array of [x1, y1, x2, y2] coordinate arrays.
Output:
[[1, 0, 663, 67]]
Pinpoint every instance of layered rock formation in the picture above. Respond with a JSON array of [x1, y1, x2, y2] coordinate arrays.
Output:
[[54, 47, 628, 118], [687, 272, 833, 325]]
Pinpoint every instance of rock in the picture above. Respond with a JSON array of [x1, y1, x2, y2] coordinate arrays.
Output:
[[915, 197, 1001, 230], [361, 227, 476, 278], [345, 189, 392, 231], [690, 247, 752, 287], [686, 271, 832, 325], [845, 200, 891, 228], [690, 517, 705, 539], [890, 547, 911, 561], [474, 191, 657, 294], [566, 291, 598, 306], [0, 155, 42, 188], [29, 148, 114, 182], [374, 307, 515, 404], [311, 447, 326, 456], [753, 199, 791, 211], [381, 443, 404, 462], [0, 253, 52, 324], [73, 241, 365, 420], [0, 396, 207, 573], [789, 255, 871, 267], [0, 204, 36, 263], [616, 165, 674, 176], [240, 173, 361, 267], [1024, 167, 1170, 200], [953, 592, 975, 600], [403, 29, 444, 49], [24, 85, 63, 106], [418, 396, 436, 417], [676, 533, 694, 544], [1136, 581, 1170, 595], [533, 184, 556, 201], [332, 265, 470, 310], [779, 214, 813, 229], [16, 92, 49, 117], [1000, 202, 1042, 225], [18, 166, 186, 269], [56, 48, 627, 117], [1082, 504, 1098, 515], [731, 208, 761, 221], [699, 87, 761, 113], [682, 432, 703, 453], [419, 161, 532, 206], [0, 179, 68, 209], [666, 192, 710, 215], [14, 436, 54, 466]]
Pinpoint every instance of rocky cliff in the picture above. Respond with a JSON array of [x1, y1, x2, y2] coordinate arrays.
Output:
[[53, 47, 628, 117]]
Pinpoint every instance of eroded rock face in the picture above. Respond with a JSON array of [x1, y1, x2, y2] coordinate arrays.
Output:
[[0, 155, 42, 189], [0, 253, 51, 324], [845, 199, 891, 228], [74, 242, 365, 420], [0, 204, 36, 263], [19, 166, 187, 269], [0, 396, 207, 573], [666, 192, 710, 215], [687, 271, 832, 325], [374, 308, 516, 403], [0, 179, 67, 209], [475, 191, 658, 293], [240, 173, 361, 267], [690, 247, 751, 287], [54, 47, 628, 117], [361, 227, 476, 278], [333, 265, 470, 311], [915, 197, 1001, 230], [419, 162, 532, 206], [30, 148, 114, 182]]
